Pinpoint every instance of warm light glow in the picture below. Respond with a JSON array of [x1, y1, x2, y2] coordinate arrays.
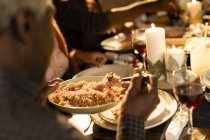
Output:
[[195, 27, 201, 33], [137, 35, 146, 41], [192, 0, 196, 3], [172, 45, 176, 49], [151, 23, 155, 28]]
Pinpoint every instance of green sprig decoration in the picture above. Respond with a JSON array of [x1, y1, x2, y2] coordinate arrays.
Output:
[[166, 55, 187, 72], [146, 58, 165, 78]]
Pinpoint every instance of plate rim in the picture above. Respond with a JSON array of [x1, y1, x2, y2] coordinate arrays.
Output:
[[90, 90, 178, 130], [98, 95, 166, 125], [73, 64, 134, 79], [101, 33, 133, 52], [102, 45, 133, 51]]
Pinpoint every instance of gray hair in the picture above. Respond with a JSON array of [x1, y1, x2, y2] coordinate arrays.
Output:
[[0, 0, 53, 32]]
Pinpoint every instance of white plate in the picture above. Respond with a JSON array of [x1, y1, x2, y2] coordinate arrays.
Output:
[[48, 76, 120, 114], [73, 64, 134, 79], [90, 90, 178, 130], [101, 33, 132, 52], [98, 103, 121, 124], [98, 95, 166, 125]]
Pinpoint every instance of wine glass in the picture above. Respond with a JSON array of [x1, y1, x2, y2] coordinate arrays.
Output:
[[172, 67, 206, 140], [200, 69, 210, 102], [132, 28, 147, 75]]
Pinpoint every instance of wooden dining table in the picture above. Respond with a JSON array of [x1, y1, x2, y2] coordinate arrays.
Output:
[[70, 25, 210, 139], [90, 89, 210, 140]]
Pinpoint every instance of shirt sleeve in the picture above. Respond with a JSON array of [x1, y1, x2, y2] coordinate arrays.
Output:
[[54, 0, 111, 35], [117, 114, 145, 140]]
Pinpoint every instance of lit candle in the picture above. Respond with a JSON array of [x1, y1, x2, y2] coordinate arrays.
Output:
[[145, 23, 166, 79], [187, 0, 202, 24], [145, 23, 166, 63], [190, 37, 210, 76], [164, 45, 185, 83]]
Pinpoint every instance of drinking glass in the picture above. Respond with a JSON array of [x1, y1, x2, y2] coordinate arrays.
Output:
[[132, 28, 147, 74], [190, 39, 210, 76], [172, 67, 206, 140], [200, 69, 210, 102]]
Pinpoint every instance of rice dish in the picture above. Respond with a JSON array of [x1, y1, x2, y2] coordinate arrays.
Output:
[[51, 73, 124, 107]]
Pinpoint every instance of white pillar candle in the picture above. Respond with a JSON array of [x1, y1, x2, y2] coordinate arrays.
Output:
[[165, 45, 185, 67], [165, 45, 185, 84], [145, 24, 166, 79], [187, 0, 202, 24], [145, 24, 166, 64]]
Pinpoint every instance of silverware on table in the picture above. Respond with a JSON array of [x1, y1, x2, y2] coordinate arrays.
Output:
[[84, 119, 93, 133]]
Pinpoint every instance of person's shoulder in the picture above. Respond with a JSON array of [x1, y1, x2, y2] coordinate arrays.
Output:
[[12, 103, 85, 139]]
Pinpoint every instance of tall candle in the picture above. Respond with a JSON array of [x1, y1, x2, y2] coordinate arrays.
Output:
[[145, 24, 166, 79], [145, 23, 166, 64], [187, 0, 202, 24], [164, 45, 185, 83]]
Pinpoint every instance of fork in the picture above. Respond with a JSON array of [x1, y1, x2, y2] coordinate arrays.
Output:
[[84, 118, 93, 133]]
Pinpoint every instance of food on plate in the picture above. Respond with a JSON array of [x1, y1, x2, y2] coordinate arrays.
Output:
[[111, 106, 121, 120], [51, 73, 125, 107]]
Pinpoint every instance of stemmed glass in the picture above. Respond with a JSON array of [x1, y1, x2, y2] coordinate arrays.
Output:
[[172, 67, 206, 140], [200, 69, 210, 102], [132, 28, 147, 75]]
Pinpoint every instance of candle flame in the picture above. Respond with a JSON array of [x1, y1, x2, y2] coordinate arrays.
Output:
[[192, 0, 196, 3], [151, 23, 155, 28], [172, 45, 176, 49]]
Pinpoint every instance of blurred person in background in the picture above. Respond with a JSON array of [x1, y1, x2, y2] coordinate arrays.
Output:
[[53, 0, 179, 52], [45, 19, 70, 81], [0, 0, 159, 140], [203, 0, 210, 15], [46, 19, 107, 80]]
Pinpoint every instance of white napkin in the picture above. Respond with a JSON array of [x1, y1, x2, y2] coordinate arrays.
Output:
[[68, 115, 93, 136], [165, 110, 188, 140]]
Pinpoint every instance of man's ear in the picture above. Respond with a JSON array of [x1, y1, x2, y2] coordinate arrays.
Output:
[[11, 10, 34, 44]]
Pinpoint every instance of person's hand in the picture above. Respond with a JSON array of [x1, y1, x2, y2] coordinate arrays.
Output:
[[121, 70, 159, 120], [37, 78, 63, 107], [88, 52, 108, 66], [76, 51, 108, 66], [120, 68, 142, 95]]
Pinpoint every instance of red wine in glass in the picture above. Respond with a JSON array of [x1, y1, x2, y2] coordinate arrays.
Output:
[[133, 40, 146, 55], [132, 28, 147, 74], [173, 82, 205, 109], [172, 67, 206, 139]]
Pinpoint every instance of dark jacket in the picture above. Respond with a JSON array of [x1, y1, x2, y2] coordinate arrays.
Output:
[[53, 0, 111, 52]]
